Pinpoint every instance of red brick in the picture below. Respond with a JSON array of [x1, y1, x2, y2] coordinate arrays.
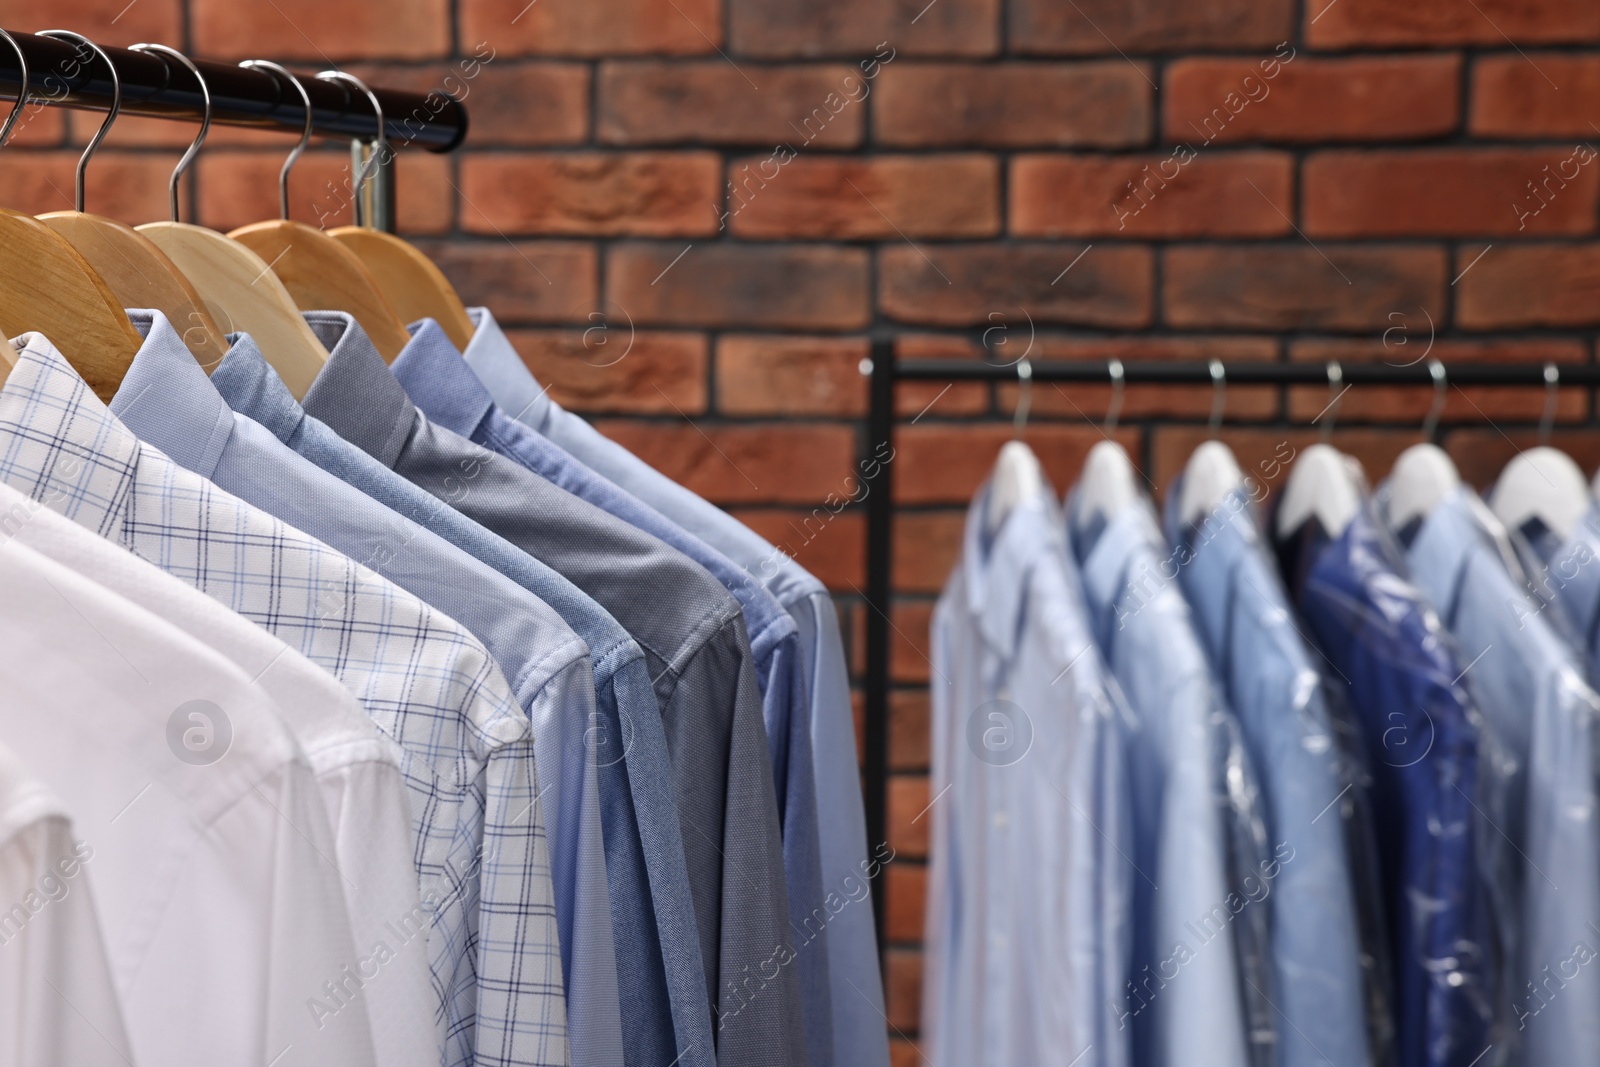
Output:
[[887, 773, 930, 860], [462, 0, 722, 57], [1304, 149, 1600, 237], [730, 156, 999, 239], [879, 243, 1153, 329], [895, 424, 1142, 505], [1011, 151, 1293, 238], [731, 509, 865, 590], [1447, 429, 1600, 489], [589, 421, 857, 504], [195, 149, 453, 235], [1307, 0, 1600, 48], [890, 1040, 923, 1067], [193, 0, 449, 60], [426, 62, 589, 146], [729, 0, 999, 58], [894, 511, 965, 593], [461, 153, 721, 237], [892, 335, 992, 419], [1165, 55, 1461, 143], [1011, 0, 1292, 53], [885, 862, 926, 943], [891, 601, 936, 684], [717, 334, 870, 416], [500, 329, 707, 414], [598, 62, 864, 147], [1287, 339, 1589, 424], [608, 243, 871, 330], [885, 947, 923, 1031], [1148, 427, 1419, 500], [875, 63, 1152, 149], [410, 241, 598, 325], [1001, 336, 1281, 421], [1455, 243, 1600, 328], [888, 690, 932, 770], [7, 0, 182, 47], [1163, 245, 1448, 331], [1471, 55, 1600, 138], [0, 150, 172, 223]]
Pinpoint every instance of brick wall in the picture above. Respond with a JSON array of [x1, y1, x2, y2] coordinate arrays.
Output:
[[6, 1, 1600, 1061]]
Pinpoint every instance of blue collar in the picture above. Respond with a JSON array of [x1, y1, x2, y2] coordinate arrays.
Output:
[[391, 317, 497, 435], [299, 311, 417, 467], [111, 309, 241, 480], [961, 481, 1067, 655], [462, 307, 552, 431], [210, 329, 309, 446]]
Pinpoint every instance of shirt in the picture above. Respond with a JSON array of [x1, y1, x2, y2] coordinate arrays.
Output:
[[1520, 502, 1600, 672], [213, 319, 713, 1067], [1380, 486, 1600, 1066], [301, 317, 802, 1067], [1067, 491, 1260, 1067], [395, 316, 834, 1067], [0, 740, 133, 1067], [462, 307, 889, 1067], [924, 478, 1130, 1067], [1278, 501, 1499, 1067], [1163, 481, 1373, 1067], [0, 534, 377, 1067], [0, 478, 436, 1067], [0, 331, 563, 1067], [111, 310, 603, 1067]]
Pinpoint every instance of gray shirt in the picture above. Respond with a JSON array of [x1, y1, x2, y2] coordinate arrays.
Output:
[[301, 318, 805, 1067]]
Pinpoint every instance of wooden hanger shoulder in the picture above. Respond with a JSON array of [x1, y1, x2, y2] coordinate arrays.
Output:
[[138, 221, 330, 400], [229, 220, 413, 362], [0, 209, 143, 402], [39, 211, 231, 369], [330, 226, 475, 351]]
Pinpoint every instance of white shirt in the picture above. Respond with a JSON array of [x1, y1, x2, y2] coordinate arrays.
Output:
[[0, 480, 435, 1067], [0, 540, 378, 1067], [0, 740, 134, 1067]]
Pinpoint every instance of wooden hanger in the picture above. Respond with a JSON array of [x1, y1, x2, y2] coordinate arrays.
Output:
[[129, 46, 330, 399], [227, 68, 413, 363], [34, 33, 229, 370], [0, 32, 141, 400], [332, 226, 475, 349]]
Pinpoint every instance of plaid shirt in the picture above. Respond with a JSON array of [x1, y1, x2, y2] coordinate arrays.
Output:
[[0, 333, 569, 1067]]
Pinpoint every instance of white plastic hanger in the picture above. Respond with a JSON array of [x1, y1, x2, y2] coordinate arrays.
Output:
[[1490, 365, 1588, 541], [988, 357, 1045, 531], [1277, 443, 1364, 540], [1176, 361, 1245, 525], [1384, 361, 1458, 531], [1074, 359, 1139, 528]]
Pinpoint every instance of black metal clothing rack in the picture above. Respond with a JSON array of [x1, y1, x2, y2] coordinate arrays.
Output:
[[0, 30, 468, 232], [856, 340, 1600, 951]]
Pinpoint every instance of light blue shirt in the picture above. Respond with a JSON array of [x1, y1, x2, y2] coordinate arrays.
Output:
[[461, 306, 888, 1067], [109, 310, 622, 1067], [1164, 483, 1374, 1067], [210, 314, 712, 1067], [925, 480, 1130, 1067], [1382, 486, 1600, 1066], [1067, 491, 1264, 1067]]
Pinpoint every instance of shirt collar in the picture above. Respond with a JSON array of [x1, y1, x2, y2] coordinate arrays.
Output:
[[462, 307, 553, 432], [0, 331, 140, 538], [300, 310, 417, 467], [962, 480, 1068, 654], [1163, 477, 1261, 653], [1070, 491, 1161, 619], [391, 317, 495, 435], [109, 310, 238, 480], [209, 332, 308, 446]]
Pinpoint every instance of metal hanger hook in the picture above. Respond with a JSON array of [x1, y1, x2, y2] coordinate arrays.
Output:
[[1422, 359, 1447, 444], [1321, 361, 1343, 443], [1012, 358, 1033, 440], [0, 30, 30, 150], [1104, 358, 1124, 435], [1207, 359, 1226, 438], [129, 43, 209, 223], [1539, 362, 1559, 446], [240, 60, 312, 221], [316, 70, 386, 225], [37, 31, 120, 212]]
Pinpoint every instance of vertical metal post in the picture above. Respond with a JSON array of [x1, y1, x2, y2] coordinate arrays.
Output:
[[863, 335, 896, 958], [351, 137, 396, 232]]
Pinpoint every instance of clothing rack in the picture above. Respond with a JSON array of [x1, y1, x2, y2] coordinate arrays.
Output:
[[0, 30, 469, 232], [856, 341, 1600, 952]]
